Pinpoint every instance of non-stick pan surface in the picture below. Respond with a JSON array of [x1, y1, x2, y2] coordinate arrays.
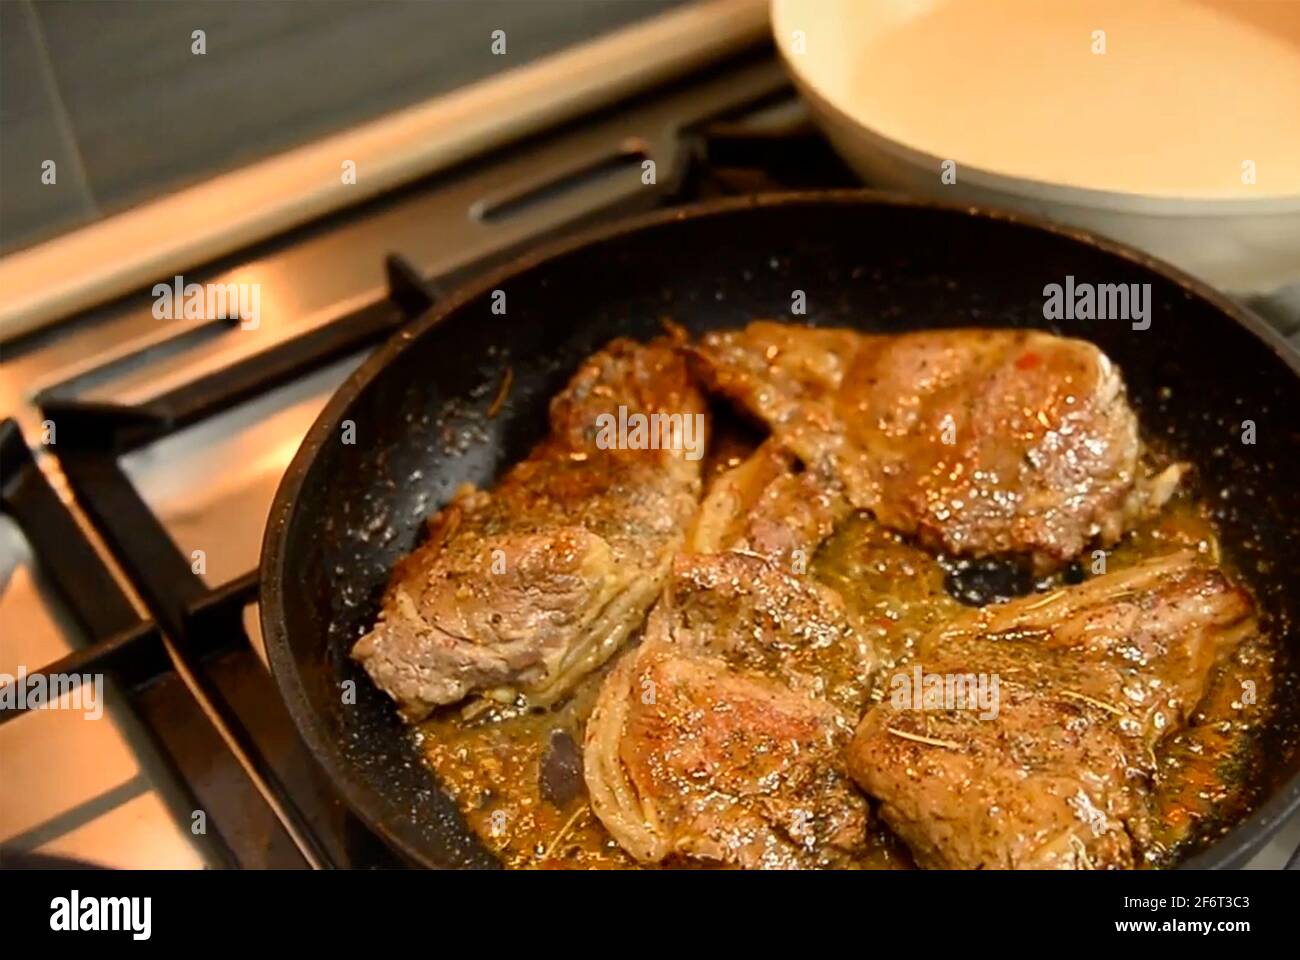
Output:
[[261, 192, 1300, 869]]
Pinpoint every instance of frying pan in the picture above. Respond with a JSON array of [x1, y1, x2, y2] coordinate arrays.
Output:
[[771, 0, 1300, 294], [260, 192, 1300, 869]]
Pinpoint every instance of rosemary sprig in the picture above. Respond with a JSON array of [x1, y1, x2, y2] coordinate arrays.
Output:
[[887, 727, 962, 751], [1058, 689, 1126, 717], [538, 805, 589, 864]]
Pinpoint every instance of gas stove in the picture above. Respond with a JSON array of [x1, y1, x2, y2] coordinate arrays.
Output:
[[3, 47, 1299, 870]]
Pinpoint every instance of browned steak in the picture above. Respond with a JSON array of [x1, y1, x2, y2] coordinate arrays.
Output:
[[583, 551, 875, 867], [584, 642, 867, 868], [846, 551, 1257, 869], [352, 337, 705, 720], [691, 323, 1182, 572]]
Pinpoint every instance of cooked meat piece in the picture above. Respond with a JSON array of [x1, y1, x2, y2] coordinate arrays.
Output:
[[690, 322, 860, 431], [689, 440, 851, 568], [352, 338, 705, 720], [583, 550, 876, 867], [691, 322, 1184, 572], [846, 551, 1257, 869], [584, 642, 867, 868], [650, 551, 876, 713]]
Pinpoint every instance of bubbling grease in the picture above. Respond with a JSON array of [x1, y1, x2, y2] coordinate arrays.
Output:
[[418, 486, 1276, 868]]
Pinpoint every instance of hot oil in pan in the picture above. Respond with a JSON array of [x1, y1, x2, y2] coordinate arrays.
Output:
[[817, 491, 1279, 866], [416, 448, 1278, 869], [1109, 500, 1279, 861], [419, 664, 636, 869]]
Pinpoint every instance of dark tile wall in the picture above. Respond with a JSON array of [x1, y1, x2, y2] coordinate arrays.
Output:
[[1, 0, 684, 254], [1, 0, 100, 252]]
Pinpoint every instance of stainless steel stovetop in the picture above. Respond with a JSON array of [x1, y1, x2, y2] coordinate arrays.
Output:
[[3, 49, 1299, 869]]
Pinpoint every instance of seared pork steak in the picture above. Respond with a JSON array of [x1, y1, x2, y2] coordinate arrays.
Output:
[[584, 642, 867, 868], [691, 323, 1183, 572], [846, 551, 1257, 869], [352, 337, 705, 720], [583, 551, 875, 867]]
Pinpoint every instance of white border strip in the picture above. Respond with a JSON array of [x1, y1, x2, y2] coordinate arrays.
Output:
[[0, 0, 769, 340]]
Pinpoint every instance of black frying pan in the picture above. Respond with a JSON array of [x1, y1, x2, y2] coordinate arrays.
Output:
[[260, 192, 1300, 869]]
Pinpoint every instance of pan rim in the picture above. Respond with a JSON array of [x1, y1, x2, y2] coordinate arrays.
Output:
[[260, 188, 1300, 869]]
